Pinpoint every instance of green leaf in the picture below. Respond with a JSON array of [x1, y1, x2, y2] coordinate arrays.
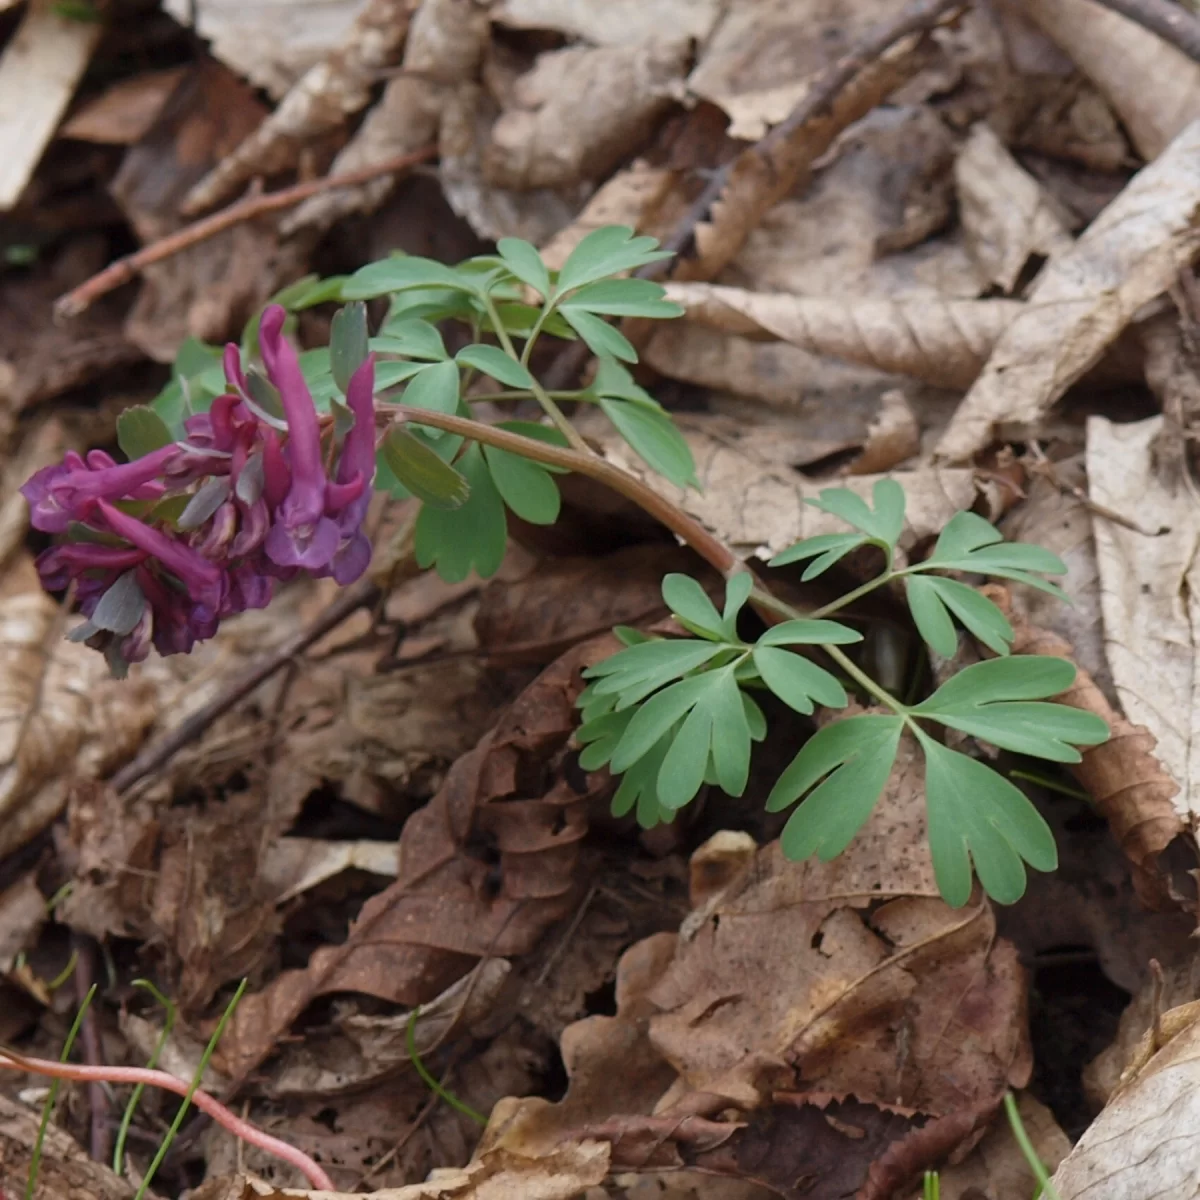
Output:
[[117, 406, 174, 461], [456, 344, 536, 389], [177, 478, 231, 530], [753, 646, 847, 714], [576, 708, 633, 771], [929, 510, 1002, 560], [758, 619, 862, 646], [414, 443, 508, 582], [707, 668, 752, 796], [914, 656, 1078, 713], [919, 731, 1058, 907], [921, 511, 1068, 599], [561, 308, 637, 362], [768, 532, 868, 577], [497, 237, 551, 299], [342, 255, 469, 300], [330, 302, 369, 393], [929, 703, 1110, 763], [612, 733, 673, 827], [588, 357, 661, 408], [723, 571, 754, 628], [661, 573, 725, 639], [374, 360, 432, 392], [495, 421, 571, 473], [555, 226, 672, 296], [774, 717, 904, 859], [381, 426, 470, 509], [286, 274, 349, 309], [808, 479, 905, 548], [598, 397, 697, 489], [483, 445, 560, 524], [610, 673, 718, 773], [767, 714, 903, 812], [559, 278, 683, 318], [905, 575, 959, 658], [919, 577, 1014, 656], [657, 701, 713, 810], [370, 318, 448, 361], [401, 360, 461, 416], [589, 640, 725, 707], [743, 692, 767, 741]]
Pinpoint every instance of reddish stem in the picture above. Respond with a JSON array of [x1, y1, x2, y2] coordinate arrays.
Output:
[[0, 1052, 334, 1191]]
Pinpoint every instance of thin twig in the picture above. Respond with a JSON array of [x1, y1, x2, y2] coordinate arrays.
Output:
[[71, 937, 112, 1166], [111, 577, 379, 795], [0, 1050, 333, 1192], [1088, 0, 1200, 61], [641, 0, 965, 275], [55, 145, 438, 319]]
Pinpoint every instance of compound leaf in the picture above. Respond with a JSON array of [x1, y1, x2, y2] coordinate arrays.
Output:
[[370, 318, 448, 361], [769, 532, 869, 578], [414, 443, 507, 582], [662, 573, 726, 639], [610, 673, 717, 773], [929, 702, 1110, 763], [561, 308, 637, 362], [497, 237, 551, 299], [559, 278, 682, 319], [657, 700, 713, 810], [598, 397, 697, 489], [915, 656, 1078, 713], [343, 255, 468, 299], [753, 646, 848, 714], [906, 575, 959, 658], [555, 226, 672, 295]]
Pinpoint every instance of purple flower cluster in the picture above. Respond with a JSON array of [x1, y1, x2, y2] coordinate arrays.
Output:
[[22, 305, 377, 674]]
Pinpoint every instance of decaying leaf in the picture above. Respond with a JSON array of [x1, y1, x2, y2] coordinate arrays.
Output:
[[483, 39, 689, 190], [1020, 0, 1200, 161], [0, 872, 44, 974], [0, 1093, 131, 1200], [955, 121, 1073, 293], [589, 412, 979, 559], [988, 583, 1188, 908], [261, 836, 399, 903], [0, 556, 161, 861], [285, 0, 490, 232], [59, 66, 188, 146], [183, 0, 417, 212], [494, 0, 721, 47], [1051, 1006, 1200, 1198], [937, 119, 1200, 461], [215, 637, 614, 1080], [662, 284, 1019, 390], [1085, 415, 1199, 824]]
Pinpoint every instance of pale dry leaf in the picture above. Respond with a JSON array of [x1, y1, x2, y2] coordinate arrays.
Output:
[[284, 0, 489, 232], [589, 412, 978, 558], [539, 161, 676, 272], [849, 387, 921, 473], [184, 0, 418, 212], [1019, 0, 1200, 162], [0, 873, 44, 973], [1051, 1013, 1200, 1199], [936, 118, 1200, 461], [1086, 415, 1199, 821], [494, 0, 721, 46], [260, 837, 399, 903], [955, 121, 1073, 292], [688, 0, 891, 140], [0, 555, 161, 860], [0, 1092, 131, 1200], [227, 1137, 610, 1199], [662, 283, 1020, 390], [989, 584, 1187, 907], [483, 38, 689, 190], [911, 1092, 1069, 1200], [161, 0, 369, 99]]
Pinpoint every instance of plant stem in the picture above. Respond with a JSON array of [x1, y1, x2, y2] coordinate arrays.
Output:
[[481, 295, 588, 452], [463, 389, 585, 405], [1004, 1092, 1063, 1200], [808, 566, 893, 619]]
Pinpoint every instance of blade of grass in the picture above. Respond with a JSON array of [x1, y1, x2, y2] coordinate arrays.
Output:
[[1005, 1091, 1063, 1200], [113, 980, 177, 1177], [406, 1005, 488, 1126], [26, 984, 96, 1200]]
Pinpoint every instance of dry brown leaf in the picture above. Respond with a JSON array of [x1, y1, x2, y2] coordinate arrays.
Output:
[[111, 59, 286, 359], [588, 412, 979, 559], [1051, 1008, 1200, 1198], [60, 66, 188, 145], [989, 584, 1187, 908], [936, 119, 1200, 461], [260, 837, 399, 903], [850, 388, 921, 474], [0, 872, 44, 973], [183, 0, 417, 212], [675, 13, 949, 283], [483, 39, 689, 190], [284, 0, 489, 232], [0, 556, 161, 861], [0, 1092, 131, 1200], [646, 740, 1030, 1115], [494, 0, 721, 46], [161, 0, 367, 99], [1085, 415, 1198, 824], [910, 1092, 1069, 1200], [215, 637, 614, 1080], [955, 121, 1073, 292], [1020, 0, 1200, 162], [662, 283, 1019, 390]]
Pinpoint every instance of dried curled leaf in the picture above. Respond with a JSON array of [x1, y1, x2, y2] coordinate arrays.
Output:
[[663, 282, 1020, 389], [937, 119, 1200, 461], [215, 637, 614, 1081]]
